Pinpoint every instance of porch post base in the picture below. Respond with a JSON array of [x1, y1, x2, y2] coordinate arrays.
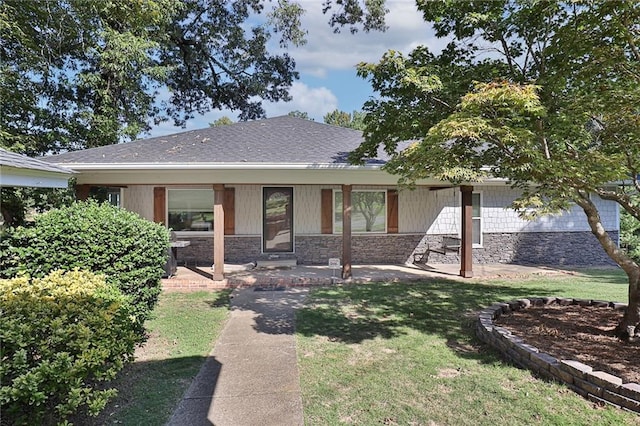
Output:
[[460, 269, 473, 278]]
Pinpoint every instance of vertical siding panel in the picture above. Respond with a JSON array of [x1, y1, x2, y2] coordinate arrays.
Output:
[[123, 185, 154, 221], [153, 187, 166, 225], [387, 189, 399, 233], [321, 189, 333, 234], [75, 184, 90, 200], [224, 188, 235, 235]]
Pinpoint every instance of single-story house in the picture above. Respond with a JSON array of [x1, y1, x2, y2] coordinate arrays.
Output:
[[42, 116, 618, 279], [1, 148, 73, 188]]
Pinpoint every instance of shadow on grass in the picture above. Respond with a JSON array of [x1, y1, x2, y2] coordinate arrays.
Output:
[[76, 291, 233, 426], [70, 355, 219, 426], [564, 267, 629, 285], [203, 288, 234, 308], [295, 278, 564, 348]]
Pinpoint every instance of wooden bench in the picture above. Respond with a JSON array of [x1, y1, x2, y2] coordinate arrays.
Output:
[[413, 236, 461, 264]]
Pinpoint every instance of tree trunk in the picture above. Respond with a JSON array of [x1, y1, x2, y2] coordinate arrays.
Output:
[[622, 271, 640, 340], [574, 194, 640, 340]]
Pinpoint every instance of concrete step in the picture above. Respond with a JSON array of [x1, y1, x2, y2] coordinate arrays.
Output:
[[255, 259, 297, 269]]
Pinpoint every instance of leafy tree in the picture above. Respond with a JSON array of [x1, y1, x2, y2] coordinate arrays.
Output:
[[352, 1, 640, 339], [209, 116, 234, 127], [323, 109, 366, 130], [0, 0, 386, 223], [1, 0, 182, 155], [1, 0, 386, 156], [288, 110, 313, 120]]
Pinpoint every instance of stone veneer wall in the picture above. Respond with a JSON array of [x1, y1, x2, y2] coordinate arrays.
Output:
[[417, 231, 618, 266], [174, 231, 618, 266], [295, 234, 425, 264], [476, 298, 640, 413], [174, 234, 424, 265], [175, 236, 262, 265]]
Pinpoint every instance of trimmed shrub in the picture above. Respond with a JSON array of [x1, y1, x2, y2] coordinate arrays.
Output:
[[0, 200, 169, 337], [0, 270, 138, 425]]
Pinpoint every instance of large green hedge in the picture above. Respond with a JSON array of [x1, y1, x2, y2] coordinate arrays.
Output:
[[0, 270, 138, 425], [0, 201, 169, 336]]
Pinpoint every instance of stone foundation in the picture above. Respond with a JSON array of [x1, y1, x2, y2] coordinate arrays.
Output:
[[414, 231, 617, 266], [295, 234, 424, 264], [174, 231, 617, 267], [476, 298, 640, 413]]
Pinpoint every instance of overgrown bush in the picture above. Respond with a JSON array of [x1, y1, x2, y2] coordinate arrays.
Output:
[[0, 200, 169, 337], [0, 270, 137, 425]]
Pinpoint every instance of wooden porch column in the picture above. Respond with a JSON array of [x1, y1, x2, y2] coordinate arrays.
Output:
[[213, 184, 225, 281], [75, 184, 90, 200], [342, 184, 352, 279], [460, 185, 474, 278]]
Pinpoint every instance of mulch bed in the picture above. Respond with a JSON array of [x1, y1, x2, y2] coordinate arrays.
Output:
[[495, 305, 640, 384]]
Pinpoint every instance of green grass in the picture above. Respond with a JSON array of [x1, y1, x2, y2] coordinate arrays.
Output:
[[296, 269, 640, 425], [92, 290, 230, 425]]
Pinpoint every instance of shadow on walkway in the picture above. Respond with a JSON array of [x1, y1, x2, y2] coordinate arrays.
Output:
[[168, 287, 308, 426]]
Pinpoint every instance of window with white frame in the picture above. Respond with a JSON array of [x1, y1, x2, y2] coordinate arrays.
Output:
[[334, 190, 386, 233], [472, 192, 482, 246], [168, 189, 214, 232], [88, 186, 122, 207]]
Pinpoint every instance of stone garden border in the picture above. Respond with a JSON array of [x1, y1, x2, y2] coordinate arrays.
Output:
[[476, 297, 640, 414]]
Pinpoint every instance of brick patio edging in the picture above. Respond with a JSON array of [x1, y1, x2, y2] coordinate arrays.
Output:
[[162, 276, 337, 291], [476, 297, 640, 414], [161, 272, 447, 292]]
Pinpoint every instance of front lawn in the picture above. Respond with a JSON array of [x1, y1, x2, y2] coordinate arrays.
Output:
[[89, 290, 231, 425], [296, 269, 640, 425]]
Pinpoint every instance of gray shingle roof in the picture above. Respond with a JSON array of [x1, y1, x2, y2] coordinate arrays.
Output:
[[1, 148, 73, 174], [43, 116, 387, 165]]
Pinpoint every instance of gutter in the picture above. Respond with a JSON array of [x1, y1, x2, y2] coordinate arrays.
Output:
[[46, 162, 384, 171]]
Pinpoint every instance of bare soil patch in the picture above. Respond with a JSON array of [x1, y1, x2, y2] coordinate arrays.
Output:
[[495, 305, 640, 384]]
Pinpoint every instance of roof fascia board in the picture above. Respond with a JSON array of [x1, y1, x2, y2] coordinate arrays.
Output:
[[52, 162, 382, 171], [71, 168, 510, 186], [1, 167, 72, 188]]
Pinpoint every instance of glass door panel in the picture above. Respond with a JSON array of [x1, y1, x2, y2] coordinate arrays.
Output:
[[263, 187, 293, 252]]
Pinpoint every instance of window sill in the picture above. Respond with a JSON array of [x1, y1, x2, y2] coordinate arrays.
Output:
[[333, 231, 388, 235]]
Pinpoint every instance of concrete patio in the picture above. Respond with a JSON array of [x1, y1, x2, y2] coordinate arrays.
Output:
[[162, 262, 577, 291]]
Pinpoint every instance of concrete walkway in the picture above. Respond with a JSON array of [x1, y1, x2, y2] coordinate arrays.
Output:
[[167, 287, 308, 426]]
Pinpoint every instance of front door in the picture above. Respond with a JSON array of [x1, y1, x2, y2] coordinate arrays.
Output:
[[263, 187, 293, 253]]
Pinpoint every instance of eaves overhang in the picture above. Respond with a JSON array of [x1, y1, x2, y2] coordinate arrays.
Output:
[[53, 161, 513, 187], [0, 166, 74, 188], [50, 162, 382, 171]]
